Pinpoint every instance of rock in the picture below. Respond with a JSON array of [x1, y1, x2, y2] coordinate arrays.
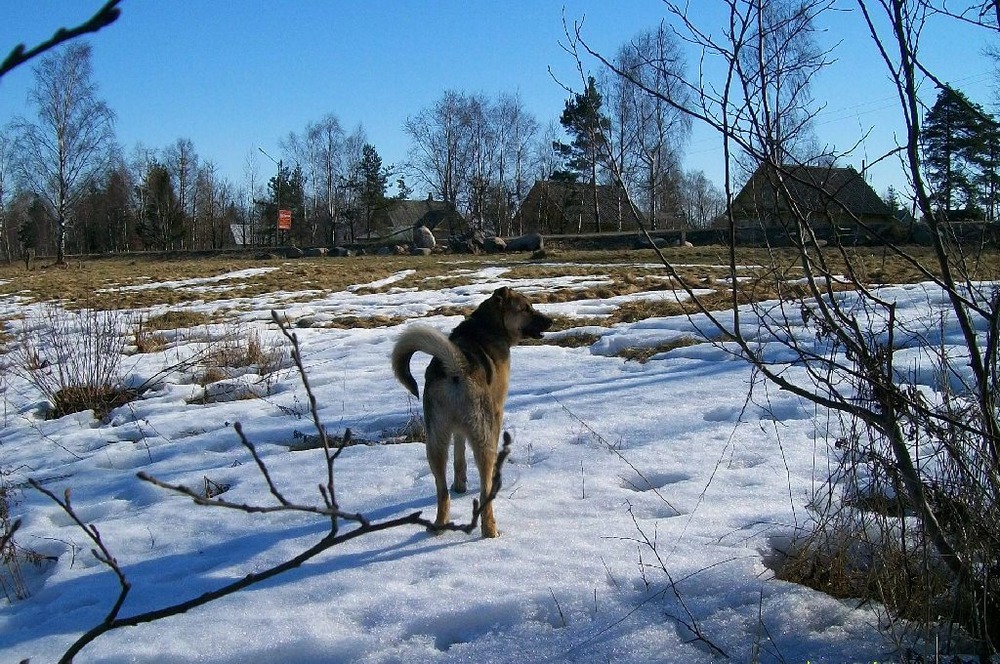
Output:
[[302, 247, 328, 257], [484, 236, 507, 253], [413, 225, 436, 249], [505, 233, 544, 252], [410, 247, 433, 256], [285, 246, 304, 259]]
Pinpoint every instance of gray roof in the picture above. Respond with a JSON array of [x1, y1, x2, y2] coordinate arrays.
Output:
[[731, 165, 892, 221], [380, 198, 464, 234], [515, 180, 644, 232]]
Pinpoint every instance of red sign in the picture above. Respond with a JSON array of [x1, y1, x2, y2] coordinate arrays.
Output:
[[277, 209, 292, 231]]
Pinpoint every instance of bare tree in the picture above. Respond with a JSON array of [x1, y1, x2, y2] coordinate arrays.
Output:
[[493, 93, 540, 236], [679, 169, 725, 229], [587, 0, 1000, 654], [163, 138, 198, 249], [0, 128, 14, 262], [404, 90, 470, 208], [11, 42, 115, 264], [608, 26, 692, 229]]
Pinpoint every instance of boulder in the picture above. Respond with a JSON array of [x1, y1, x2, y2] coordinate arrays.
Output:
[[504, 233, 544, 252], [483, 236, 507, 253], [413, 225, 436, 249]]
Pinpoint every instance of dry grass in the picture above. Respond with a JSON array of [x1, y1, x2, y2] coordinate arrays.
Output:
[[197, 327, 285, 386], [2, 246, 996, 315], [615, 336, 704, 363]]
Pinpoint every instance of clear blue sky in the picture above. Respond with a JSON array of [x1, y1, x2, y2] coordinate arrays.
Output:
[[0, 1, 995, 201]]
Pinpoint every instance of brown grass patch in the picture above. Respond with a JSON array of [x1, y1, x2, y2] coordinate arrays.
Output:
[[542, 331, 603, 349], [320, 314, 410, 329], [615, 335, 703, 363], [50, 385, 139, 420], [144, 310, 215, 331], [2, 246, 998, 324]]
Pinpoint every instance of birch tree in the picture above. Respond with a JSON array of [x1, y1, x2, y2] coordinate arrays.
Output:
[[12, 42, 115, 263]]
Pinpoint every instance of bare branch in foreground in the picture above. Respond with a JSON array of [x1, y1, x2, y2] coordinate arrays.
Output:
[[25, 313, 513, 662], [0, 0, 122, 79]]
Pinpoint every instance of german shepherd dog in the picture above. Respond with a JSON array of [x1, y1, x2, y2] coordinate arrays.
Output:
[[392, 287, 552, 537]]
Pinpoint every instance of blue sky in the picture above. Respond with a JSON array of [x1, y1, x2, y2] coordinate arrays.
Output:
[[0, 1, 995, 201]]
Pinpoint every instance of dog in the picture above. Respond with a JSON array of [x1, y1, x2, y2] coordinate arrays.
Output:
[[392, 286, 552, 538]]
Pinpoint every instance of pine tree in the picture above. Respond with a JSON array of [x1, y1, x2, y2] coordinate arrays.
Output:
[[350, 144, 390, 238], [921, 87, 995, 217], [553, 76, 611, 231]]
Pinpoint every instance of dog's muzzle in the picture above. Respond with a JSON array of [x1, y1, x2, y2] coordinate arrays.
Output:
[[525, 313, 553, 339]]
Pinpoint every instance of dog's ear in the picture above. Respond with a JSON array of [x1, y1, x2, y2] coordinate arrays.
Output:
[[492, 286, 512, 302]]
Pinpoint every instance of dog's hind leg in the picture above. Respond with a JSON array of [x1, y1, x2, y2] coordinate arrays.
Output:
[[472, 431, 500, 538], [452, 438, 468, 494], [425, 433, 451, 533]]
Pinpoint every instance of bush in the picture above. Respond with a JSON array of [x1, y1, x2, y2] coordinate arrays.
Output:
[[10, 305, 138, 420]]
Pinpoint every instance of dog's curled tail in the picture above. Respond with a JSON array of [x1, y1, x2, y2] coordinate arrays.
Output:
[[392, 325, 467, 398]]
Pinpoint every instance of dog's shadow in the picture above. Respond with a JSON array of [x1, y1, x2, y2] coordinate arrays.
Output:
[[297, 494, 482, 576]]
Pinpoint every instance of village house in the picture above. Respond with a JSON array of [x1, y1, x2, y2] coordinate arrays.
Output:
[[513, 180, 645, 235], [726, 164, 896, 245]]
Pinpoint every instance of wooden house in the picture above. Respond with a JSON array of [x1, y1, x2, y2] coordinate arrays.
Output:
[[513, 180, 645, 235], [727, 165, 896, 245]]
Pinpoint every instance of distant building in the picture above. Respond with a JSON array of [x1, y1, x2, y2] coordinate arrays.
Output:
[[726, 164, 896, 245], [372, 195, 465, 242], [514, 180, 645, 235]]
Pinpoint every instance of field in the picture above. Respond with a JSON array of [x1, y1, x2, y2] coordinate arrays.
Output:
[[3, 244, 994, 312], [0, 245, 993, 662]]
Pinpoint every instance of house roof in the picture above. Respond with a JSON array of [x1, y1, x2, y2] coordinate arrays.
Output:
[[380, 198, 463, 234], [731, 165, 892, 220], [515, 180, 644, 230]]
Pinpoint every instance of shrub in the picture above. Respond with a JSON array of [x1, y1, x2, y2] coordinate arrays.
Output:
[[10, 305, 138, 420]]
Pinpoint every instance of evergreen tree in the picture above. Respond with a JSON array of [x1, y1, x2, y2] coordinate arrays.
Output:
[[553, 76, 611, 231], [261, 164, 305, 246], [138, 163, 183, 250], [351, 144, 390, 238], [976, 113, 1000, 222], [921, 87, 995, 216]]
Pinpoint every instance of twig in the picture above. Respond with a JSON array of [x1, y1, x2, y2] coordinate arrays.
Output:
[[0, 518, 21, 554], [552, 396, 680, 515], [0, 0, 123, 79], [27, 481, 132, 629], [23, 318, 513, 662], [550, 588, 568, 628]]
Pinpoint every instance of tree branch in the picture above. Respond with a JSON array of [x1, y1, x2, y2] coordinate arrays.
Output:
[[0, 0, 123, 79]]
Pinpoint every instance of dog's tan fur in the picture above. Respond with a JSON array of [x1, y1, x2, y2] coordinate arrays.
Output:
[[392, 287, 552, 537]]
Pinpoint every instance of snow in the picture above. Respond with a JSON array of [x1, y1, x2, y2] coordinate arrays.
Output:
[[0, 262, 962, 662]]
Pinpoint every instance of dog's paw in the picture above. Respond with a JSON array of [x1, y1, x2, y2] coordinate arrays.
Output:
[[451, 480, 468, 494]]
